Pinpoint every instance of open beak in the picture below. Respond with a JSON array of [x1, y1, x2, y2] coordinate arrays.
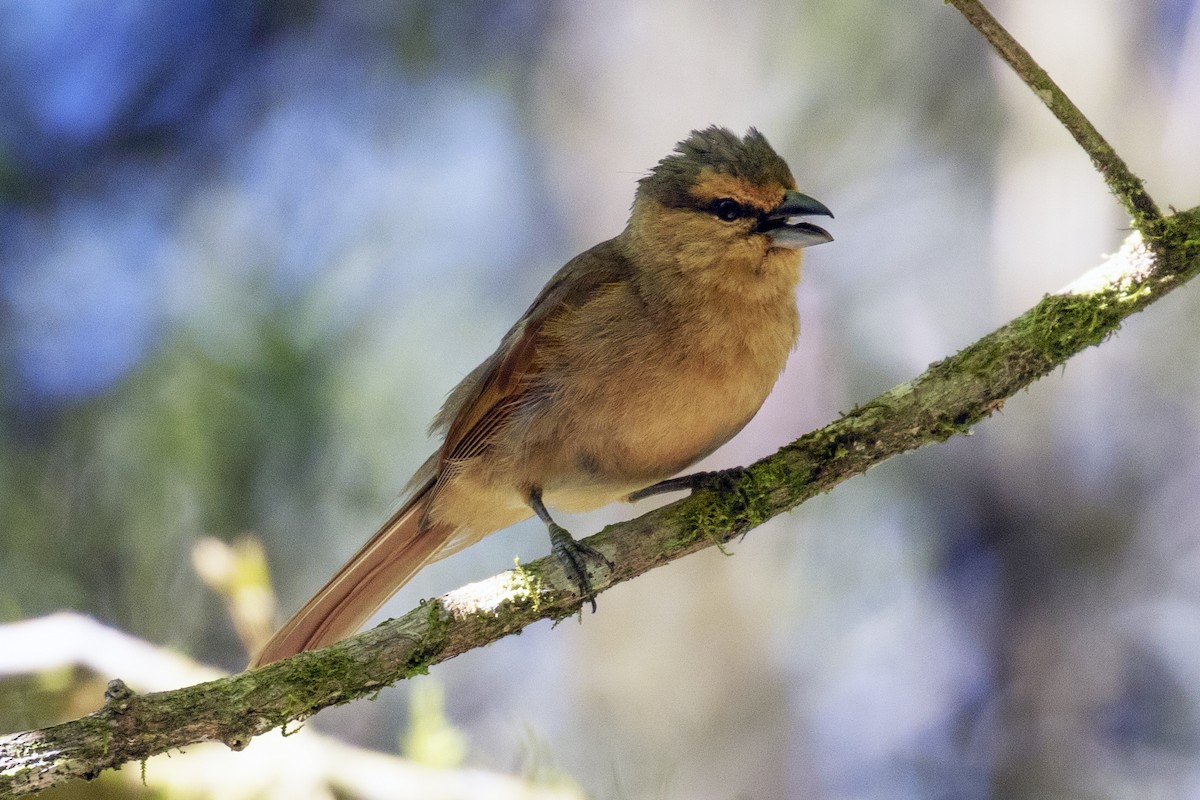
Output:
[[757, 190, 834, 249]]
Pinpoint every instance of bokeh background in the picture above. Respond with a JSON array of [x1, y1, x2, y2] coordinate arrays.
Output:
[[3, 1, 1200, 798]]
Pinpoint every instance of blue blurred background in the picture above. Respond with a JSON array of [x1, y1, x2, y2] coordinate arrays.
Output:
[[2, 1, 1200, 798]]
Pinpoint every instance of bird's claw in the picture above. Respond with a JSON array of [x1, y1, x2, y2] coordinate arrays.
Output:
[[548, 523, 613, 612], [628, 467, 746, 502]]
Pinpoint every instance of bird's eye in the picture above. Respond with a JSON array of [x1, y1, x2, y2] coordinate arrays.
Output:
[[712, 198, 743, 222]]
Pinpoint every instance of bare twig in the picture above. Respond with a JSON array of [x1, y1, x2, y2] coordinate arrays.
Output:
[[947, 0, 1163, 228]]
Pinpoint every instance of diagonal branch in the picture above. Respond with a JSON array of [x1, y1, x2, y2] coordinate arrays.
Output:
[[3, 209, 1199, 797], [946, 0, 1163, 228]]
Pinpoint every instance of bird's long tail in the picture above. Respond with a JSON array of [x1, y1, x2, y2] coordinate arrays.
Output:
[[249, 478, 452, 667]]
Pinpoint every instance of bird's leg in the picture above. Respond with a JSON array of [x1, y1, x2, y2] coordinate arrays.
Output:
[[627, 467, 746, 502], [528, 487, 614, 612]]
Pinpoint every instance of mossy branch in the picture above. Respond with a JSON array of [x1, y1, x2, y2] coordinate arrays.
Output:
[[4, 209, 1199, 797]]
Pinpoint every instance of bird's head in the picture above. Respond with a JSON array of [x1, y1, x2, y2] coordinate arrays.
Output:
[[626, 126, 832, 296]]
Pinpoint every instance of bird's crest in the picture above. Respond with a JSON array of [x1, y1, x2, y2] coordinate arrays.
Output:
[[637, 126, 796, 209]]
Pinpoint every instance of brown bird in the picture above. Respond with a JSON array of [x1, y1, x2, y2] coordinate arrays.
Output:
[[250, 126, 833, 667]]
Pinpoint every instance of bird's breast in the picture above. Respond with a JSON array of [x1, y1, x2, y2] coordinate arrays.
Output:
[[528, 280, 800, 505]]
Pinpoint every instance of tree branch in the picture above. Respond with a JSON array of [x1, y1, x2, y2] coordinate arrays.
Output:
[[946, 0, 1163, 228], [4, 210, 1198, 797]]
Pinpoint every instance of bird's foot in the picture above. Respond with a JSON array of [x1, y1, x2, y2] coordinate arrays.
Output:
[[628, 467, 746, 502], [548, 523, 614, 613]]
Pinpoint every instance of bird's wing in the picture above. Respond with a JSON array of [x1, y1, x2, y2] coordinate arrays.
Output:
[[437, 239, 631, 468]]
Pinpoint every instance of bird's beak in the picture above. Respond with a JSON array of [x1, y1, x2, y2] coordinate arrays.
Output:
[[757, 190, 834, 249]]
